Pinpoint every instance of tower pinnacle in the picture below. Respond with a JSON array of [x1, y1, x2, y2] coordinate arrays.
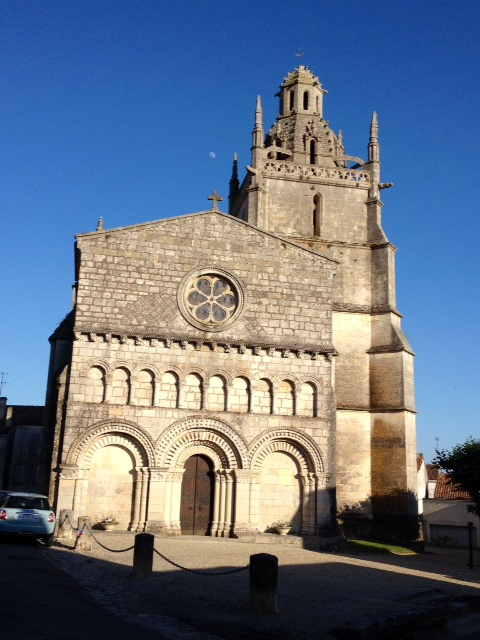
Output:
[[368, 112, 380, 162], [252, 96, 264, 150]]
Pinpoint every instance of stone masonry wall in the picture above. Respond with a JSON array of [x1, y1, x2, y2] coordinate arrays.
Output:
[[63, 337, 335, 470], [262, 177, 369, 244], [74, 211, 336, 349]]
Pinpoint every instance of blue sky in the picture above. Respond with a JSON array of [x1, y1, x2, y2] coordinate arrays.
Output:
[[1, 1, 479, 463]]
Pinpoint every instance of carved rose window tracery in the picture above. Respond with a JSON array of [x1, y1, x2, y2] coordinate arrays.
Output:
[[186, 276, 237, 324], [178, 268, 245, 332]]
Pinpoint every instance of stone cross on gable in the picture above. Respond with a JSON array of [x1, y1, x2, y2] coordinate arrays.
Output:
[[208, 190, 223, 211]]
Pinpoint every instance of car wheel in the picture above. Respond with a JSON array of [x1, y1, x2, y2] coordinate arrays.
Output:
[[43, 534, 55, 548]]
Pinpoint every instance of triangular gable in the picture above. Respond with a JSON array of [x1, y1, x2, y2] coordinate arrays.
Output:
[[76, 209, 338, 267]]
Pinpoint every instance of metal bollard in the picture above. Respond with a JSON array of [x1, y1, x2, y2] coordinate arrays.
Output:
[[133, 533, 154, 579], [249, 553, 279, 614]]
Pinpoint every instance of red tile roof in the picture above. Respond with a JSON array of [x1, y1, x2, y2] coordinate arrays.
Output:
[[434, 474, 472, 500]]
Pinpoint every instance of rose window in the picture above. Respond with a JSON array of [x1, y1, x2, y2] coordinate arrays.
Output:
[[186, 275, 237, 325]]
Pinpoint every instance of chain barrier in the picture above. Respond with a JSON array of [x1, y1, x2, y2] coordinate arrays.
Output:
[[85, 523, 135, 553], [61, 515, 135, 553], [152, 545, 249, 576], [59, 515, 248, 574], [59, 514, 78, 532]]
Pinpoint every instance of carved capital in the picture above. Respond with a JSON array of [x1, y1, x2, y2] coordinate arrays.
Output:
[[59, 465, 81, 480], [149, 468, 169, 482]]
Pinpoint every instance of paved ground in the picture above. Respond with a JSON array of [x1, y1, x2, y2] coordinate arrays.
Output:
[[46, 531, 480, 639], [0, 536, 170, 639]]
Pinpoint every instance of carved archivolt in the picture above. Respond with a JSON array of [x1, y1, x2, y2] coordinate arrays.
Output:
[[82, 434, 146, 470], [248, 428, 324, 474], [157, 416, 248, 469], [65, 419, 155, 468], [175, 444, 226, 469]]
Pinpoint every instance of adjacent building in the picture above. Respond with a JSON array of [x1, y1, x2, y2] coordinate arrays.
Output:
[[0, 397, 44, 492]]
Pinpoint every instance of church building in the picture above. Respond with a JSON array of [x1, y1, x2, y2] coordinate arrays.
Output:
[[43, 66, 417, 539]]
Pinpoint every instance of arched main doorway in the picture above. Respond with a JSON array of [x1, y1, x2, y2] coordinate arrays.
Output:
[[180, 454, 214, 535]]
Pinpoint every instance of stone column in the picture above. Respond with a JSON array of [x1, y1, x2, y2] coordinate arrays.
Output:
[[249, 382, 255, 413], [298, 472, 317, 535], [212, 469, 222, 536], [222, 470, 234, 537], [139, 467, 150, 531], [163, 472, 173, 529], [271, 386, 277, 414], [233, 470, 261, 536], [129, 379, 136, 405], [153, 380, 161, 407], [72, 469, 89, 518], [169, 470, 184, 534], [177, 382, 184, 409], [132, 467, 149, 532], [225, 384, 231, 412], [104, 375, 112, 402], [131, 466, 143, 531], [217, 472, 226, 536], [203, 381, 211, 411], [144, 468, 168, 533], [56, 465, 79, 517]]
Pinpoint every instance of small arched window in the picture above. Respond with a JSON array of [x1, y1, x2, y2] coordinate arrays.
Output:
[[230, 376, 250, 413], [303, 91, 309, 110], [161, 371, 179, 408], [86, 366, 106, 403], [137, 369, 154, 406], [207, 375, 227, 411], [112, 367, 130, 405], [277, 380, 294, 415], [313, 193, 322, 236], [298, 382, 316, 417], [289, 90, 295, 111], [309, 139, 316, 165], [257, 378, 273, 414], [184, 373, 202, 410]]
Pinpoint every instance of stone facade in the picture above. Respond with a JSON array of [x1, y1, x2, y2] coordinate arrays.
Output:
[[44, 66, 417, 539]]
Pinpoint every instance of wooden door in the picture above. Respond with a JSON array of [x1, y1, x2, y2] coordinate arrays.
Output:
[[180, 455, 214, 535]]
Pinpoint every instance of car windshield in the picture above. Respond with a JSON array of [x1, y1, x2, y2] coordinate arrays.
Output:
[[5, 496, 50, 510]]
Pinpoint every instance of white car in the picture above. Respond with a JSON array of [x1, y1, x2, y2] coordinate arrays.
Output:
[[0, 491, 55, 547]]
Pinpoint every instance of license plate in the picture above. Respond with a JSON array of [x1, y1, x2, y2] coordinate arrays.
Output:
[[18, 514, 39, 520]]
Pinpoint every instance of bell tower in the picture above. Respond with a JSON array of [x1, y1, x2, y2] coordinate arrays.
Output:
[[229, 66, 418, 540]]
